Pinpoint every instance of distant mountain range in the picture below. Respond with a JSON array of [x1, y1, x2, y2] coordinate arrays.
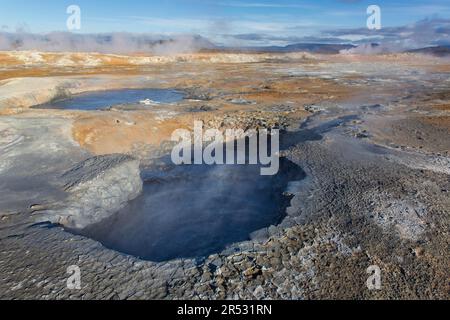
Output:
[[214, 43, 450, 56], [1, 31, 450, 56], [210, 43, 355, 54], [407, 45, 450, 57]]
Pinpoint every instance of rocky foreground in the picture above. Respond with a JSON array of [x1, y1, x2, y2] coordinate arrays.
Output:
[[0, 52, 448, 299]]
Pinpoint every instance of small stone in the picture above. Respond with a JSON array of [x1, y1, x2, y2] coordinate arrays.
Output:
[[253, 285, 265, 300], [413, 247, 425, 257], [243, 266, 262, 278], [231, 254, 244, 263], [201, 271, 212, 282], [219, 266, 232, 278]]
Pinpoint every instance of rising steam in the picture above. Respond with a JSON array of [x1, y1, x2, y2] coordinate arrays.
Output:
[[0, 32, 215, 54]]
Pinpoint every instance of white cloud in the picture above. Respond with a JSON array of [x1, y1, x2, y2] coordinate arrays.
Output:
[[213, 1, 317, 9]]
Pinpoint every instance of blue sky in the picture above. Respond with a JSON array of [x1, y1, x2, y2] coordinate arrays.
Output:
[[1, 0, 450, 45]]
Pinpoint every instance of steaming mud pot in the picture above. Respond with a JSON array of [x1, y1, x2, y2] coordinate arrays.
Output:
[[75, 158, 304, 262], [35, 88, 185, 110]]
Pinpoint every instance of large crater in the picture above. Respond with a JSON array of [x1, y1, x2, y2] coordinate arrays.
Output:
[[74, 157, 304, 262]]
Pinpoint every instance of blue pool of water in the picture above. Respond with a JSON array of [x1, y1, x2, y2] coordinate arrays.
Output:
[[43, 88, 184, 110]]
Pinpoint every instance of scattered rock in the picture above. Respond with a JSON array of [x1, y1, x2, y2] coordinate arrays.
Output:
[[253, 285, 265, 299], [243, 266, 262, 279]]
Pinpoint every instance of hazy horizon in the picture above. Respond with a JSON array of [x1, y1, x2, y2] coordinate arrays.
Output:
[[1, 0, 449, 48]]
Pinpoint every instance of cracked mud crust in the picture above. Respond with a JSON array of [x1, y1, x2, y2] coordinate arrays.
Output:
[[0, 52, 449, 300]]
